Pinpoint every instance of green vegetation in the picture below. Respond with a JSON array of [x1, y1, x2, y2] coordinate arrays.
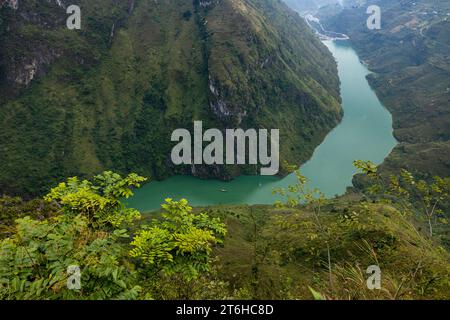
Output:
[[0, 0, 448, 301], [316, 0, 450, 182], [1, 165, 449, 300], [353, 160, 450, 240], [0, 0, 342, 197], [0, 172, 226, 299]]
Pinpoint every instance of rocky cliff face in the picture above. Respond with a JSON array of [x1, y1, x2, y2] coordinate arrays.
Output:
[[0, 0, 342, 196], [0, 0, 117, 102]]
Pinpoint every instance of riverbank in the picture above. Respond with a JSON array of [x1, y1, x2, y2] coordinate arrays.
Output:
[[304, 14, 349, 40], [317, 1, 450, 183], [127, 41, 397, 212]]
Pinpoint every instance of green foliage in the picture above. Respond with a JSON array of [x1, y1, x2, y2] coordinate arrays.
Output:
[[130, 198, 226, 281], [0, 165, 449, 300], [44, 171, 146, 228], [320, 0, 450, 189], [0, 0, 341, 196], [0, 171, 147, 299], [0, 196, 59, 240], [273, 169, 326, 208], [0, 214, 141, 300], [308, 286, 326, 300], [354, 160, 450, 238], [273, 169, 333, 289], [0, 171, 227, 300], [213, 199, 449, 299], [210, 162, 449, 300]]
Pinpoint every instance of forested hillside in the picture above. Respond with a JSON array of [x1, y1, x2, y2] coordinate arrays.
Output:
[[1, 0, 449, 301], [0, 0, 342, 197], [1, 166, 449, 299], [316, 0, 450, 181]]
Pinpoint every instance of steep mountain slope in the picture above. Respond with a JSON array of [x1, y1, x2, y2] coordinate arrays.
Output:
[[315, 0, 450, 180], [0, 0, 342, 196], [209, 201, 450, 299]]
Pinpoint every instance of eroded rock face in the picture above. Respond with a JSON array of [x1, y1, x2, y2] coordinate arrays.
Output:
[[0, 0, 66, 11], [0, 0, 342, 196], [0, 0, 69, 99], [13, 59, 37, 86], [8, 48, 63, 87], [3, 0, 19, 10], [209, 78, 232, 119], [54, 0, 65, 8]]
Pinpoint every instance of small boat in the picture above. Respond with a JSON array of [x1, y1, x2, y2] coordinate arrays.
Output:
[[220, 188, 227, 192]]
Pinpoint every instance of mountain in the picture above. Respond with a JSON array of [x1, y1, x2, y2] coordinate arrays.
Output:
[[283, 0, 339, 14], [0, 0, 342, 196], [315, 0, 450, 181], [211, 201, 450, 299]]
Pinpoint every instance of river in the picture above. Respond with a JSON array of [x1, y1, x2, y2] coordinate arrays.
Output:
[[127, 40, 397, 212]]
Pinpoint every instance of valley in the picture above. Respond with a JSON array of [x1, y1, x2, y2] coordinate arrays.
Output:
[[128, 40, 397, 212], [0, 0, 449, 301], [0, 0, 341, 197], [312, 0, 450, 183]]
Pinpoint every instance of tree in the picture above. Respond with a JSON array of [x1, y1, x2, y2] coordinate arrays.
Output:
[[354, 160, 450, 238], [0, 172, 227, 300], [273, 169, 334, 291], [0, 171, 147, 300], [130, 198, 227, 299], [44, 171, 147, 229], [0, 196, 59, 240], [0, 215, 142, 299]]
